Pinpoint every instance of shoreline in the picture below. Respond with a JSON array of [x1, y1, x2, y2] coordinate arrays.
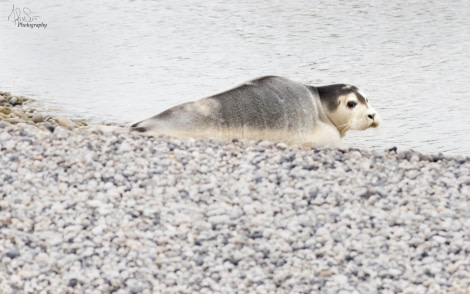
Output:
[[0, 90, 126, 132], [1, 91, 469, 293], [0, 91, 88, 130], [0, 90, 468, 160]]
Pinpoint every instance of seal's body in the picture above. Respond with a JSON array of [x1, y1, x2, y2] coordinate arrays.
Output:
[[131, 76, 380, 147]]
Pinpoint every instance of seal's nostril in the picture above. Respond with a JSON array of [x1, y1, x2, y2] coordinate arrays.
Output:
[[368, 113, 376, 120]]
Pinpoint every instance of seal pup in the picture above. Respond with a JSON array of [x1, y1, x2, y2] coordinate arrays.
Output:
[[130, 76, 380, 147]]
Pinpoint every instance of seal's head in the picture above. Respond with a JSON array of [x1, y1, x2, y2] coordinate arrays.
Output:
[[317, 84, 380, 137]]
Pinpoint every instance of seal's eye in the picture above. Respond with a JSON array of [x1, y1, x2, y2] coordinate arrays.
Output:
[[347, 101, 357, 109]]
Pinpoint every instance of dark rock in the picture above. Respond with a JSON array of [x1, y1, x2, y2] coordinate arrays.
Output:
[[387, 146, 398, 153], [6, 249, 20, 259], [68, 278, 78, 288]]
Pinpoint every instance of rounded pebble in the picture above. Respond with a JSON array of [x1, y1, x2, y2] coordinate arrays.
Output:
[[8, 97, 18, 105]]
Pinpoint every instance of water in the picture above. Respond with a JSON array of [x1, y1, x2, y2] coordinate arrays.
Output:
[[1, 0, 469, 156]]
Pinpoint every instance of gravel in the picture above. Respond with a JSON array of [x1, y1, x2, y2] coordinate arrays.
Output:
[[0, 122, 469, 293]]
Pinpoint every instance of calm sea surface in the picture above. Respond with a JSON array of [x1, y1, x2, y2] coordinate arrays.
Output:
[[1, 0, 469, 155]]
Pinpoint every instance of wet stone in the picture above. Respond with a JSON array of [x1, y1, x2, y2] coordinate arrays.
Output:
[[31, 114, 44, 123], [8, 97, 18, 105]]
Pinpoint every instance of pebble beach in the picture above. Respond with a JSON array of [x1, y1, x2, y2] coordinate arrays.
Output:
[[1, 91, 470, 293]]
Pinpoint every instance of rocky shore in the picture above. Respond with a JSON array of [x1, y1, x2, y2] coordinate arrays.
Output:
[[0, 91, 106, 131], [0, 91, 469, 293]]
